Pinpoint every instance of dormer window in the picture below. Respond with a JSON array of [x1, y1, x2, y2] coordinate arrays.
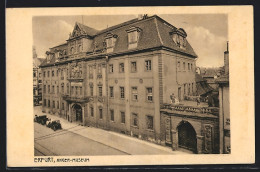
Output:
[[105, 33, 118, 53], [126, 26, 141, 49], [170, 28, 187, 49]]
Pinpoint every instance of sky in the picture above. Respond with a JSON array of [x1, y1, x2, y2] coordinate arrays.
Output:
[[33, 14, 228, 67]]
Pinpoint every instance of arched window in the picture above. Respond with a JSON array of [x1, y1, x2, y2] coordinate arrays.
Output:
[[70, 47, 74, 54], [78, 45, 81, 52]]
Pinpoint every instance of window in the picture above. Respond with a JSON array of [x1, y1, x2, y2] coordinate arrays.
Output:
[[192, 83, 194, 94], [89, 66, 93, 79], [80, 86, 82, 95], [75, 86, 78, 95], [145, 60, 152, 71], [177, 61, 181, 71], [121, 112, 125, 123], [71, 86, 74, 95], [33, 72, 36, 78], [70, 47, 74, 54], [57, 86, 59, 94], [191, 64, 193, 71], [98, 86, 102, 96], [106, 38, 114, 48], [188, 63, 190, 70], [109, 87, 114, 98], [132, 87, 138, 101], [78, 45, 82, 52], [89, 66, 93, 74], [44, 99, 46, 106], [119, 63, 124, 73], [39, 73, 41, 78], [120, 87, 125, 99], [131, 61, 137, 72], [184, 84, 186, 95], [183, 62, 186, 71], [48, 100, 50, 107], [57, 101, 59, 109], [98, 64, 101, 74], [48, 71, 50, 77], [146, 87, 153, 102], [53, 101, 55, 108], [43, 85, 46, 93], [132, 113, 138, 127], [99, 108, 103, 119], [48, 85, 50, 93], [109, 64, 113, 73], [62, 85, 64, 93], [110, 109, 114, 121], [128, 31, 138, 44], [67, 84, 69, 94], [146, 115, 153, 130], [90, 106, 94, 117], [188, 84, 191, 95], [43, 71, 46, 77], [56, 70, 59, 76], [90, 85, 93, 96], [52, 85, 55, 93], [52, 70, 54, 77], [62, 103, 64, 110]]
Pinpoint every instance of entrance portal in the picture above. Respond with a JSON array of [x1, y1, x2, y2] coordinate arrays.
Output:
[[73, 104, 82, 122], [177, 121, 197, 153]]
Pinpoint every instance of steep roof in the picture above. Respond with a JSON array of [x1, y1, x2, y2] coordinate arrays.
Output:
[[76, 22, 99, 37], [33, 57, 45, 68], [40, 15, 197, 67]]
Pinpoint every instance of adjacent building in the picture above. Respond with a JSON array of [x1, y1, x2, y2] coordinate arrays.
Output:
[[33, 47, 44, 105], [216, 42, 230, 154]]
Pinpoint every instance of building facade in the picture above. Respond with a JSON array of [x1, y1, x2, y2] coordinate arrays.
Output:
[[40, 15, 198, 148], [33, 47, 44, 106], [216, 42, 230, 154]]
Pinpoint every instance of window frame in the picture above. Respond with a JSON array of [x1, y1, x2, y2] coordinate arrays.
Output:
[[146, 87, 153, 102], [131, 113, 138, 127], [131, 87, 138, 101], [109, 64, 114, 73], [145, 60, 152, 71], [109, 86, 114, 98], [131, 61, 137, 72], [110, 109, 114, 122], [98, 86, 102, 97], [146, 115, 154, 130], [119, 63, 125, 73], [120, 86, 125, 99], [99, 108, 103, 119], [121, 111, 125, 124]]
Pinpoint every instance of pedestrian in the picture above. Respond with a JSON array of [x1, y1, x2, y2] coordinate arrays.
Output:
[[196, 96, 201, 106]]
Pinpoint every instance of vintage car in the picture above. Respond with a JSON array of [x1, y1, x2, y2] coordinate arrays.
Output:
[[48, 120, 62, 131], [34, 115, 49, 125]]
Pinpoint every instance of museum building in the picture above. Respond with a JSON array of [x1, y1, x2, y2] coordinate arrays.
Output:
[[39, 15, 221, 152]]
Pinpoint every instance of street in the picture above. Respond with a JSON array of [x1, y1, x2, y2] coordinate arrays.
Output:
[[34, 123, 129, 156], [34, 106, 191, 156]]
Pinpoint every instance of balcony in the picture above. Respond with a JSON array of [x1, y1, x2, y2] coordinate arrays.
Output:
[[62, 94, 92, 103], [160, 102, 219, 118]]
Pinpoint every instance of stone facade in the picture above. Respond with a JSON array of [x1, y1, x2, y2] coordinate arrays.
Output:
[[40, 15, 200, 148]]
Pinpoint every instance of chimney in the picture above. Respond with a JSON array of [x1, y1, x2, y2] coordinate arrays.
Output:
[[224, 41, 229, 75]]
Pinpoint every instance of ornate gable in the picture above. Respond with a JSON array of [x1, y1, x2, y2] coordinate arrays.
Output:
[[69, 23, 86, 39]]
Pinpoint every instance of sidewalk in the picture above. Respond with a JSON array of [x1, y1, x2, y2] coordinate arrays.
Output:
[[34, 106, 191, 155]]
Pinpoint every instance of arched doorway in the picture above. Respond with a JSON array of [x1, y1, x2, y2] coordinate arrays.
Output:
[[73, 104, 82, 122], [177, 121, 197, 153]]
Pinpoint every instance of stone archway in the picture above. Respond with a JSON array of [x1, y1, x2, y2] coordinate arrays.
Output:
[[177, 121, 197, 153], [72, 104, 82, 122]]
